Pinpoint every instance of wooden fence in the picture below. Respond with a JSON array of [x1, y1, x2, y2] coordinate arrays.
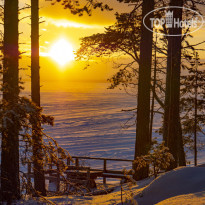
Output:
[[26, 156, 134, 191], [66, 156, 133, 184]]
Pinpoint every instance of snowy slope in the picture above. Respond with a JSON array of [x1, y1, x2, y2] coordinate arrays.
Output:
[[16, 159, 205, 204], [47, 177, 153, 205], [41, 166, 205, 204], [135, 167, 205, 205], [157, 191, 205, 205], [19, 83, 205, 204]]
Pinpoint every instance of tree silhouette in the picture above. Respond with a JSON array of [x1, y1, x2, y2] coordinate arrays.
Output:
[[31, 0, 46, 196], [133, 0, 155, 180], [163, 0, 186, 169], [1, 0, 20, 201], [181, 52, 205, 166]]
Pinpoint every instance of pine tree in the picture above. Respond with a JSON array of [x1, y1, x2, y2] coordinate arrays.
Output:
[[181, 52, 205, 165], [1, 0, 20, 201], [31, 0, 46, 196], [134, 0, 154, 180], [51, 0, 112, 16], [163, 0, 186, 169], [134, 140, 174, 178]]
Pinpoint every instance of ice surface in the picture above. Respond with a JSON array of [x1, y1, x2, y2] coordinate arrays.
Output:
[[20, 82, 205, 171], [32, 83, 162, 171], [16, 82, 205, 204]]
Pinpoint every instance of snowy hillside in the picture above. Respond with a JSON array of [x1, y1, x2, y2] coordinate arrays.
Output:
[[20, 85, 205, 204], [18, 166, 205, 204], [157, 191, 205, 205], [136, 166, 205, 205]]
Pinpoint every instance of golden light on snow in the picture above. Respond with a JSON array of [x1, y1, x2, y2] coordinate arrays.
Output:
[[49, 39, 75, 67]]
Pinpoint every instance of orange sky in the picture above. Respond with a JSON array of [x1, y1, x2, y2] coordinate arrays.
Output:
[[17, 0, 205, 91], [18, 0, 133, 89]]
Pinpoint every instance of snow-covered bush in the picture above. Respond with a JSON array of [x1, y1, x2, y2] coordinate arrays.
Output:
[[133, 140, 174, 178]]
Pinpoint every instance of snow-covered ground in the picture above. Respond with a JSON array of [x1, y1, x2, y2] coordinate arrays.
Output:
[[40, 82, 139, 163], [20, 82, 205, 204], [38, 82, 205, 168], [157, 191, 205, 205], [48, 166, 205, 205], [17, 166, 205, 204], [135, 166, 205, 205]]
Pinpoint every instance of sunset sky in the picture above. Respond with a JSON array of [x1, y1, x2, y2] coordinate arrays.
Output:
[[18, 0, 131, 89], [15, 0, 205, 90]]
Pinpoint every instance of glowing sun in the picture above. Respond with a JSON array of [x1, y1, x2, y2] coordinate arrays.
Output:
[[49, 39, 75, 66]]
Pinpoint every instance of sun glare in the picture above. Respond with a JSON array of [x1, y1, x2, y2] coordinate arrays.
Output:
[[49, 39, 75, 67]]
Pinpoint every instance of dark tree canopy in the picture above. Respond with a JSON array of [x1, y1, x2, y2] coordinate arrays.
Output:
[[52, 0, 112, 16]]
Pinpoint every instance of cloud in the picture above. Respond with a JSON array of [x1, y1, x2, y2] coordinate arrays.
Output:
[[38, 0, 132, 26], [45, 18, 106, 29]]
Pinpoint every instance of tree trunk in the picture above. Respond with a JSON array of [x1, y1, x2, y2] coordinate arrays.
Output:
[[134, 0, 154, 180], [149, 35, 157, 142], [1, 0, 20, 201], [31, 0, 46, 196], [163, 0, 186, 169]]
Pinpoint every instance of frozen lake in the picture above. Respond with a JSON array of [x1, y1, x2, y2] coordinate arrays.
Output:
[[24, 81, 204, 170], [38, 82, 162, 170]]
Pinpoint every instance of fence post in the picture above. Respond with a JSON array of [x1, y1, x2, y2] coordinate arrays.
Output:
[[28, 162, 31, 181], [75, 158, 79, 167], [87, 167, 91, 191], [27, 162, 32, 194], [48, 158, 53, 186], [56, 164, 60, 192], [67, 158, 71, 166], [103, 159, 107, 185]]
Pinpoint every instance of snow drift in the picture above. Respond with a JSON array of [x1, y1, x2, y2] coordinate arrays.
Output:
[[135, 166, 205, 205]]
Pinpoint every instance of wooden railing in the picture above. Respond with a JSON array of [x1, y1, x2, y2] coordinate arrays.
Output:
[[70, 156, 134, 184], [26, 156, 134, 189]]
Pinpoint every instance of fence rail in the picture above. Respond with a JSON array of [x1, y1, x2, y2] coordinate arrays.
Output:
[[70, 156, 134, 184], [26, 156, 134, 191]]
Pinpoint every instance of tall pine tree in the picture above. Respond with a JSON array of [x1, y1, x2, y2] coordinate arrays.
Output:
[[163, 0, 186, 169], [1, 0, 20, 201], [134, 0, 154, 180], [31, 0, 46, 196]]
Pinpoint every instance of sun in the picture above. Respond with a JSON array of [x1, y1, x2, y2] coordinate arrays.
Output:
[[49, 39, 75, 66]]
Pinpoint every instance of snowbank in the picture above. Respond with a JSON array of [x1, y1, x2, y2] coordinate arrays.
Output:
[[135, 166, 205, 205], [48, 177, 153, 204], [15, 166, 205, 204], [49, 166, 205, 204], [157, 191, 205, 205]]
